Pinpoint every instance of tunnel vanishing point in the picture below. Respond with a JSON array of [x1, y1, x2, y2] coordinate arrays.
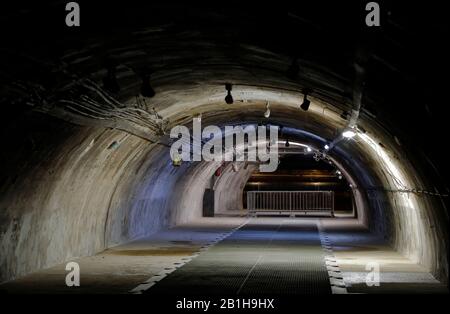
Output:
[[0, 1, 449, 297]]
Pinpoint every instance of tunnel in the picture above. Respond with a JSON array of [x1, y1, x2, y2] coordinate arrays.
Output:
[[0, 1, 449, 300]]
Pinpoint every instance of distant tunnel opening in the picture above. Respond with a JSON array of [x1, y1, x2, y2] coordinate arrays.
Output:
[[242, 153, 354, 217]]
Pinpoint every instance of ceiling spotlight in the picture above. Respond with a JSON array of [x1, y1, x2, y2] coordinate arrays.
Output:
[[264, 102, 271, 118], [140, 71, 155, 98], [342, 129, 356, 138], [324, 144, 330, 150], [103, 64, 120, 93], [107, 141, 120, 150], [225, 83, 233, 104], [338, 175, 343, 180], [306, 146, 312, 152], [300, 93, 310, 111], [285, 139, 290, 147]]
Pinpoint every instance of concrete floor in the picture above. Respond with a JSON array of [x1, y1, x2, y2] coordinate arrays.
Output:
[[146, 219, 331, 295], [0, 217, 447, 294], [320, 219, 449, 294], [0, 218, 246, 294]]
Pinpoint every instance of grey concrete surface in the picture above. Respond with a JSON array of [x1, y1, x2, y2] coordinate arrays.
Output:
[[1, 217, 446, 294], [0, 218, 245, 294], [1, 113, 447, 285], [146, 219, 331, 295], [320, 218, 449, 294]]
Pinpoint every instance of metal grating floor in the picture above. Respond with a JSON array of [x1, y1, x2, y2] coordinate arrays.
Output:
[[145, 221, 331, 295]]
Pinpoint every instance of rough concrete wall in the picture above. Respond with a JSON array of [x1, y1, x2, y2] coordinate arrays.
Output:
[[418, 194, 449, 282], [331, 123, 448, 283], [0, 117, 155, 282], [354, 122, 449, 283], [0, 114, 226, 283], [365, 190, 390, 236], [0, 111, 447, 286], [104, 144, 172, 246], [403, 151, 449, 283], [365, 188, 448, 283], [170, 161, 221, 224], [214, 163, 257, 213], [386, 185, 448, 283], [0, 115, 189, 282]]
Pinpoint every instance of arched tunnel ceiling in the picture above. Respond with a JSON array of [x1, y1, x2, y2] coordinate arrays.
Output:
[[0, 1, 448, 285], [1, 1, 448, 187]]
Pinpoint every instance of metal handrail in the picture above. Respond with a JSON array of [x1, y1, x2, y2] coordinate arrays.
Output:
[[247, 191, 334, 217]]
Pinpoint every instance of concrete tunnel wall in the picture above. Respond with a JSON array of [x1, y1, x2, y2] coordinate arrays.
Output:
[[0, 1, 448, 286], [0, 116, 157, 282], [0, 92, 448, 284], [0, 114, 226, 283], [214, 163, 258, 214]]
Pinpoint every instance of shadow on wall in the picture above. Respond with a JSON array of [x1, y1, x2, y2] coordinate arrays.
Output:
[[0, 114, 217, 283], [214, 163, 257, 214]]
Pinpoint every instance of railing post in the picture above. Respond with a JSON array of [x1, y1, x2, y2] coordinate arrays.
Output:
[[289, 192, 292, 212], [245, 191, 334, 216], [331, 191, 335, 217]]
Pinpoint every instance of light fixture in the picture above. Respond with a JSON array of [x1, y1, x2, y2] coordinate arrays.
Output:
[[300, 93, 310, 111], [107, 141, 120, 150], [264, 102, 271, 118], [140, 71, 155, 98], [225, 83, 233, 104], [275, 140, 310, 149], [342, 129, 356, 138], [306, 146, 312, 152], [172, 152, 182, 167], [324, 144, 330, 150]]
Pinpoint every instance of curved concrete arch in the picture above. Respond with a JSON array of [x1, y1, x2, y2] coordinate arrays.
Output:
[[213, 162, 258, 214], [2, 89, 447, 283], [0, 3, 447, 288]]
